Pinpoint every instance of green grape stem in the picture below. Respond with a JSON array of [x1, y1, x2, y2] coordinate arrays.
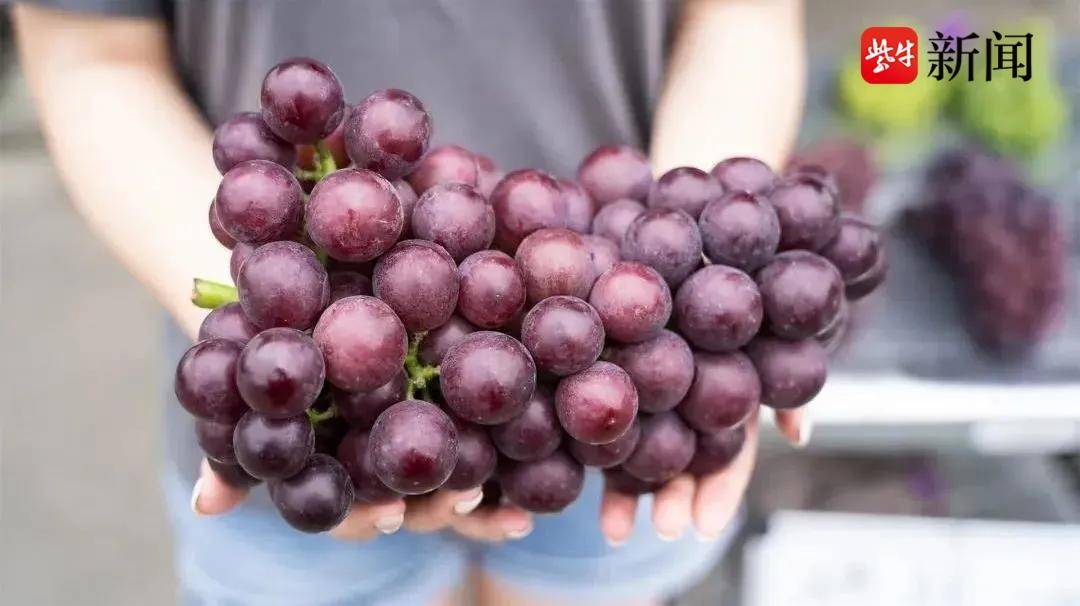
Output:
[[191, 278, 239, 309], [306, 404, 338, 426], [403, 332, 441, 400]]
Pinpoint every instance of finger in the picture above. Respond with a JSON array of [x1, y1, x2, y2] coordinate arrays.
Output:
[[774, 408, 811, 448], [599, 487, 638, 547], [692, 408, 760, 540], [191, 459, 248, 516], [651, 474, 695, 541], [449, 505, 533, 542], [403, 487, 483, 533], [330, 499, 407, 540]]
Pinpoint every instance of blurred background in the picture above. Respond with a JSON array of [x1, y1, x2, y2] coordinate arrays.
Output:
[[2, 1, 1078, 605]]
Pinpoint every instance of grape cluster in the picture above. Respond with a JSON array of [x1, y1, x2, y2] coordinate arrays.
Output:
[[177, 57, 887, 533]]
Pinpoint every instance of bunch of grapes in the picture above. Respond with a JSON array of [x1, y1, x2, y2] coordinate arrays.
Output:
[[176, 57, 887, 534], [908, 148, 1067, 355]]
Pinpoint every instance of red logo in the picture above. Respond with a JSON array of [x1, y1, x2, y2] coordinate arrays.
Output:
[[861, 27, 919, 84]]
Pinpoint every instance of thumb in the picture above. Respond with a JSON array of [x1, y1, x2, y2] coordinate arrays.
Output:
[[192, 458, 251, 516]]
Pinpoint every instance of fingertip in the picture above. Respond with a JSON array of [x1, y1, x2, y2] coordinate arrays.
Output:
[[775, 409, 809, 448], [496, 506, 533, 539], [600, 489, 637, 547], [192, 460, 247, 516], [652, 475, 694, 542]]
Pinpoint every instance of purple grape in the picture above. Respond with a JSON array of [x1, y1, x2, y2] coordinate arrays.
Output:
[[582, 235, 620, 281], [608, 330, 693, 413], [233, 411, 314, 480], [406, 145, 479, 195], [555, 361, 638, 445], [588, 262, 672, 343], [237, 241, 330, 330], [521, 296, 604, 376], [411, 183, 495, 261], [229, 241, 256, 284], [819, 215, 883, 284], [647, 166, 722, 219], [443, 417, 498, 490], [756, 250, 844, 339], [604, 466, 664, 495], [440, 331, 537, 425], [215, 160, 302, 244], [686, 425, 746, 477], [844, 253, 887, 301], [590, 198, 645, 244], [769, 175, 840, 251], [335, 428, 400, 503], [419, 315, 476, 366], [175, 339, 247, 422], [475, 153, 504, 198], [344, 88, 431, 180], [212, 111, 296, 174], [488, 388, 562, 462], [577, 145, 653, 205], [622, 412, 696, 483], [676, 352, 759, 433], [456, 250, 527, 329], [313, 296, 408, 392], [567, 417, 640, 468], [674, 265, 762, 352], [373, 240, 459, 332], [209, 199, 236, 249], [236, 328, 325, 418], [306, 168, 404, 263], [270, 454, 354, 533], [621, 208, 703, 287], [333, 371, 406, 430], [559, 178, 595, 233], [711, 157, 776, 195], [392, 179, 419, 238], [515, 228, 594, 304], [698, 190, 781, 272], [260, 57, 345, 144], [327, 270, 372, 304], [815, 297, 850, 353], [369, 400, 458, 495], [500, 450, 584, 513], [491, 169, 567, 253], [195, 418, 237, 464], [208, 459, 262, 489], [198, 302, 259, 344], [745, 337, 827, 410]]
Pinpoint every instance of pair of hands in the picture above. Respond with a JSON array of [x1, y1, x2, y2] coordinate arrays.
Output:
[[192, 408, 808, 544]]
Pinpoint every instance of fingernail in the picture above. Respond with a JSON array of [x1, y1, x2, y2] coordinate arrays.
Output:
[[694, 529, 720, 543], [190, 478, 205, 516], [796, 416, 813, 448], [506, 523, 533, 540], [374, 513, 404, 534], [453, 490, 484, 515], [657, 528, 682, 542], [605, 535, 628, 548]]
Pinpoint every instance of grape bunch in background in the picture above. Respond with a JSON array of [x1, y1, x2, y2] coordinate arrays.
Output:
[[177, 57, 887, 533]]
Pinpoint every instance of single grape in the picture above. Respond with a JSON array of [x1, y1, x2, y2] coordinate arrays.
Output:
[[647, 166, 722, 219], [215, 160, 303, 244], [621, 412, 696, 483], [515, 228, 594, 304], [313, 296, 408, 392], [607, 330, 693, 413], [819, 214, 883, 284], [500, 450, 584, 513], [711, 157, 776, 195], [270, 454, 354, 533], [582, 235, 620, 281], [674, 265, 762, 352], [621, 208, 703, 287], [815, 297, 849, 353], [260, 57, 345, 144], [333, 371, 406, 430], [373, 240, 459, 332], [233, 411, 314, 480], [676, 351, 760, 433], [411, 183, 495, 261], [443, 417, 498, 490], [745, 337, 827, 410], [237, 241, 330, 330], [207, 459, 262, 489], [559, 178, 595, 233], [198, 302, 259, 345], [174, 339, 247, 422], [844, 253, 887, 301], [297, 104, 352, 170], [488, 388, 562, 462], [335, 428, 400, 503], [212, 112, 296, 174], [769, 175, 840, 251], [392, 179, 419, 239], [756, 250, 844, 339], [328, 270, 373, 304], [456, 250, 527, 329], [344, 88, 431, 180], [235, 328, 325, 418], [686, 425, 746, 477], [229, 241, 256, 284], [475, 153, 504, 198], [588, 262, 672, 343], [590, 198, 645, 244], [369, 400, 458, 495], [786, 163, 839, 200], [419, 315, 476, 365], [577, 145, 653, 205], [698, 190, 781, 272], [195, 418, 238, 464], [406, 145, 479, 194], [567, 417, 640, 468], [306, 168, 404, 263], [603, 466, 664, 495], [490, 169, 567, 253], [521, 296, 604, 376], [440, 331, 536, 425], [209, 199, 236, 249], [554, 361, 638, 445]]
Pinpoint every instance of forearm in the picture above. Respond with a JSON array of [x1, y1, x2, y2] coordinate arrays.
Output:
[[13, 5, 225, 339], [650, 0, 806, 173]]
